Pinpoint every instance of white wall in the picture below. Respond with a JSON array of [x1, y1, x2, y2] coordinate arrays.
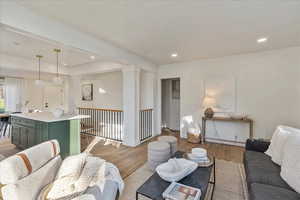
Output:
[[0, 68, 68, 112], [158, 46, 300, 142], [23, 79, 66, 111], [140, 70, 155, 109], [78, 71, 123, 110]]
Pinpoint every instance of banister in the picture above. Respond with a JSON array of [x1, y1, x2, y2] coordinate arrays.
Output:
[[78, 107, 123, 112], [140, 108, 153, 112]]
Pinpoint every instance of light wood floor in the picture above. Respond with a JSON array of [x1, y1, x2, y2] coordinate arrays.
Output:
[[84, 131, 245, 179]]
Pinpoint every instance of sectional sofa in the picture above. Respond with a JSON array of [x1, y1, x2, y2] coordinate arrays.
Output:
[[244, 139, 300, 200]]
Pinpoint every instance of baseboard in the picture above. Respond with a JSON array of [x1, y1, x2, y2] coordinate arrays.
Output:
[[206, 137, 245, 147]]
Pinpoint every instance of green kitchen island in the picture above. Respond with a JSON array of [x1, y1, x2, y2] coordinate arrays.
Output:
[[10, 112, 89, 158]]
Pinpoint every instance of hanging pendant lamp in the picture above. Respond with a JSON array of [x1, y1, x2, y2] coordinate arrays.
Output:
[[53, 48, 63, 84], [35, 55, 45, 86]]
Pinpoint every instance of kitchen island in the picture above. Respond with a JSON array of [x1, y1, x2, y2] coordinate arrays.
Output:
[[11, 112, 89, 158]]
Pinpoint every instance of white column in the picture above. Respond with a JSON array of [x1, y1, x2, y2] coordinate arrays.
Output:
[[68, 75, 81, 114], [156, 77, 162, 135], [149, 71, 159, 136], [122, 66, 140, 147]]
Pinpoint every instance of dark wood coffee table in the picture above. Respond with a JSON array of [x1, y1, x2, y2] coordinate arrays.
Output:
[[136, 151, 216, 200]]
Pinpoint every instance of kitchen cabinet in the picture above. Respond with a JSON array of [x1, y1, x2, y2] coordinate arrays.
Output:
[[11, 114, 86, 158]]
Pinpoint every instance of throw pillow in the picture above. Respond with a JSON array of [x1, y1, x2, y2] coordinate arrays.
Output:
[[265, 127, 280, 157], [265, 126, 295, 165], [46, 153, 87, 199], [280, 133, 300, 193]]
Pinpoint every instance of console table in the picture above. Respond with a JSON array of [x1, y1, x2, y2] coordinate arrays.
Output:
[[201, 116, 253, 143]]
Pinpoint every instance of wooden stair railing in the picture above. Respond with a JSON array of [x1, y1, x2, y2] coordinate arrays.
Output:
[[78, 107, 123, 141]]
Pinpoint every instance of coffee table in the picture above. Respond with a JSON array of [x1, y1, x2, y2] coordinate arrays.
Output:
[[136, 151, 216, 200]]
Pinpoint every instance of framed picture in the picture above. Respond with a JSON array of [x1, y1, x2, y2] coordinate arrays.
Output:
[[81, 83, 93, 101], [203, 77, 236, 112]]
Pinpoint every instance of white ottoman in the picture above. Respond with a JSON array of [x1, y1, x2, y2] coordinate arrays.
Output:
[[148, 141, 170, 171], [158, 136, 178, 155]]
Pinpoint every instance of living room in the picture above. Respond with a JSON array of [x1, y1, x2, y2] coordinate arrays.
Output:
[[0, 1, 299, 200]]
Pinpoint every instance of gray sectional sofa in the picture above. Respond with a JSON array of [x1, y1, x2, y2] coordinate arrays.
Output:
[[244, 139, 300, 200]]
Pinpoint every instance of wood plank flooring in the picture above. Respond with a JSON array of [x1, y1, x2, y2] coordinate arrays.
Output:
[[0, 133, 245, 179], [86, 131, 245, 179]]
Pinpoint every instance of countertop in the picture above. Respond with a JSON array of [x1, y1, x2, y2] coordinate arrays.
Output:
[[11, 112, 90, 123]]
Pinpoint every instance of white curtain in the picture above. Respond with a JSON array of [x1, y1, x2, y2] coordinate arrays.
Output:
[[5, 77, 24, 112]]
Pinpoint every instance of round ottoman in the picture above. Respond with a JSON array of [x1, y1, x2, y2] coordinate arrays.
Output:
[[158, 136, 178, 155], [148, 141, 170, 171]]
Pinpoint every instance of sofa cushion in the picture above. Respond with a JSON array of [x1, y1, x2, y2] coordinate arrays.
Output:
[[244, 151, 291, 190], [1, 156, 62, 200], [249, 183, 300, 200], [0, 140, 60, 184]]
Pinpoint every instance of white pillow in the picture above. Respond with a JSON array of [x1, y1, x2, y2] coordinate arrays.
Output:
[[265, 127, 280, 157], [1, 156, 61, 200], [280, 133, 300, 193], [47, 153, 87, 199], [265, 126, 298, 165]]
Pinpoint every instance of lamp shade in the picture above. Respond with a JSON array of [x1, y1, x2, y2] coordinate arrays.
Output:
[[202, 96, 217, 109]]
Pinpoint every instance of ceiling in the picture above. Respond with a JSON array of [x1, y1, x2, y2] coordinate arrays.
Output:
[[16, 0, 300, 65], [0, 26, 99, 67]]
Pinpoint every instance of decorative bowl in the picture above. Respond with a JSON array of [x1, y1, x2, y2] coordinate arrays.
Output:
[[156, 158, 198, 182], [228, 113, 248, 120], [191, 148, 207, 156]]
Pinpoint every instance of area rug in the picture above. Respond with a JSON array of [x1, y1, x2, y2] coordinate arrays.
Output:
[[120, 159, 248, 200]]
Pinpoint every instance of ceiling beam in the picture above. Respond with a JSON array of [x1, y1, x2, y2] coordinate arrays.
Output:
[[0, 1, 157, 72], [69, 61, 125, 76], [0, 53, 69, 75]]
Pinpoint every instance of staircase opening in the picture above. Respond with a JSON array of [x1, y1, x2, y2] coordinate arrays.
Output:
[[161, 78, 180, 132]]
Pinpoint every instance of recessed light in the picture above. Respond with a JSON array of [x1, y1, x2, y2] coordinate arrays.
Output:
[[63, 63, 67, 66], [257, 37, 268, 43], [90, 55, 95, 60], [171, 53, 178, 58]]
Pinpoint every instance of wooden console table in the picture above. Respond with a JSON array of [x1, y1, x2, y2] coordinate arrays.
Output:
[[201, 116, 253, 143]]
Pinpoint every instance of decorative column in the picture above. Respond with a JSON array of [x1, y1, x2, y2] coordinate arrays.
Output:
[[122, 66, 141, 147], [67, 75, 81, 114]]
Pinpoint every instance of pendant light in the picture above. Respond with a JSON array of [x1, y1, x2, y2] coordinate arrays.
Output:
[[53, 48, 63, 84], [35, 55, 44, 86]]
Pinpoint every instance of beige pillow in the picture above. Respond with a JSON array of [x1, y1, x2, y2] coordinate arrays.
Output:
[[280, 133, 300, 193], [46, 153, 87, 200]]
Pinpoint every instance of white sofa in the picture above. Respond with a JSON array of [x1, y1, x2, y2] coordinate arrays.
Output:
[[0, 140, 122, 200]]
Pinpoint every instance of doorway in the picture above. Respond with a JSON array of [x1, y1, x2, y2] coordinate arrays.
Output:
[[161, 78, 180, 131]]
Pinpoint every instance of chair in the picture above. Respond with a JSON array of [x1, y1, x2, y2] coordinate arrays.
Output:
[[0, 116, 9, 138], [0, 140, 122, 200]]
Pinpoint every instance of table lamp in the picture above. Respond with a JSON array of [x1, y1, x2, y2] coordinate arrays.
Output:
[[202, 96, 216, 118]]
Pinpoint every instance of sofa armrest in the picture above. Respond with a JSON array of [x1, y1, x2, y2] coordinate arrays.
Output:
[[245, 139, 270, 153]]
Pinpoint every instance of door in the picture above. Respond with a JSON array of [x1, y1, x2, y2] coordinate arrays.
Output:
[[161, 78, 180, 131], [27, 127, 36, 147], [11, 125, 21, 146], [19, 127, 28, 149]]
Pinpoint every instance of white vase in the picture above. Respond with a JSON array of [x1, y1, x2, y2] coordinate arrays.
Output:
[[52, 108, 64, 118]]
